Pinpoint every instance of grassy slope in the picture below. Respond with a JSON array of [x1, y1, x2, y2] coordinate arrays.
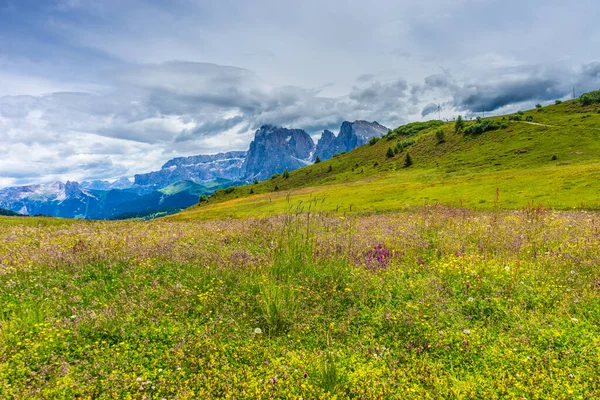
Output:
[[171, 100, 600, 220]]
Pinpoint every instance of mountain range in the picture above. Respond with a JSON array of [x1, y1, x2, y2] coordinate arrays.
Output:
[[0, 120, 387, 219]]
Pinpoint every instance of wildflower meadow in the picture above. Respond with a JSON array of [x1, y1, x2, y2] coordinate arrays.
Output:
[[1, 206, 599, 398]]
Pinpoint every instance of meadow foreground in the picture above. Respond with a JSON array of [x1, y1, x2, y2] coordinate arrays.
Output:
[[1, 207, 599, 398]]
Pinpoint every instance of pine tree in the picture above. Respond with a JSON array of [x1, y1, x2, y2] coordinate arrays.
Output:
[[435, 129, 445, 144], [404, 152, 413, 167], [283, 169, 290, 179], [386, 147, 395, 158], [455, 115, 465, 133], [253, 179, 259, 185], [315, 156, 321, 164]]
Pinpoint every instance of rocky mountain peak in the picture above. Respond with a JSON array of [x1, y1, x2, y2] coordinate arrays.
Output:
[[243, 125, 315, 180], [314, 120, 388, 162]]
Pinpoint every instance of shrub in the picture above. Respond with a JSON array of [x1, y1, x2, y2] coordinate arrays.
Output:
[[386, 147, 395, 158], [404, 152, 413, 167], [535, 104, 542, 108], [253, 179, 259, 185], [199, 195, 209, 203], [369, 137, 380, 146], [283, 169, 290, 179], [551, 154, 558, 161], [400, 139, 415, 149], [249, 188, 254, 194], [526, 115, 534, 122], [555, 100, 562, 104], [508, 114, 522, 121], [435, 129, 446, 144], [517, 111, 524, 116], [387, 120, 444, 139], [464, 120, 502, 135], [455, 115, 465, 133], [315, 155, 321, 164], [580, 90, 600, 106], [327, 165, 332, 173], [224, 187, 235, 194], [274, 185, 279, 191], [271, 174, 280, 180]]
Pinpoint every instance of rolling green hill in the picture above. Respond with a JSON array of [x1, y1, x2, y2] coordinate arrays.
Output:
[[170, 94, 600, 220]]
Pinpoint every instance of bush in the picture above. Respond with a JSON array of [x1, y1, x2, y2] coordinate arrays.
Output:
[[253, 179, 259, 185], [224, 187, 235, 194], [535, 104, 542, 108], [464, 120, 503, 135], [455, 115, 465, 133], [435, 129, 446, 144], [551, 155, 558, 161], [386, 120, 444, 139], [327, 165, 333, 173], [508, 114, 522, 121], [314, 156, 321, 164], [249, 188, 254, 194], [580, 90, 600, 106], [283, 169, 290, 179], [404, 152, 413, 167], [526, 115, 534, 122], [386, 147, 395, 158], [199, 195, 209, 203], [369, 137, 380, 146], [271, 174, 280, 180], [555, 100, 562, 105]]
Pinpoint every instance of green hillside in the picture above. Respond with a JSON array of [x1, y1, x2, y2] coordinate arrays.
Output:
[[171, 95, 600, 220]]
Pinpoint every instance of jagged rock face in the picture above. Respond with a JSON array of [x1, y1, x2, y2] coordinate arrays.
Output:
[[314, 120, 388, 161], [243, 125, 315, 180], [314, 129, 337, 160], [134, 151, 246, 189]]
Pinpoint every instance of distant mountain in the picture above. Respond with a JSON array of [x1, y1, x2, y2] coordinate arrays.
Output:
[[81, 177, 133, 191], [0, 207, 19, 216], [243, 125, 315, 180], [134, 151, 246, 191], [0, 120, 387, 219], [0, 180, 232, 219], [314, 120, 389, 162], [0, 181, 96, 218]]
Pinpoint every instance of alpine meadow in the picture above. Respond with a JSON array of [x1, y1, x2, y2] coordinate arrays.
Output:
[[1, 1, 600, 399]]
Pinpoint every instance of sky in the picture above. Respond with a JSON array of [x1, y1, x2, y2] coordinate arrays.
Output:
[[1, 0, 599, 187]]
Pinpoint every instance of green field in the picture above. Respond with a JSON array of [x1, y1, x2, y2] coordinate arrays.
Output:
[[174, 99, 600, 220]]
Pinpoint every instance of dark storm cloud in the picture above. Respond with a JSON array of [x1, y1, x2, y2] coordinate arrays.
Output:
[[453, 77, 567, 113], [421, 103, 439, 117]]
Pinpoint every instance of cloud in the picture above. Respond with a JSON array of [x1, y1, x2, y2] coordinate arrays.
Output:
[[2, 1, 600, 187], [421, 103, 439, 117], [416, 63, 600, 114]]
